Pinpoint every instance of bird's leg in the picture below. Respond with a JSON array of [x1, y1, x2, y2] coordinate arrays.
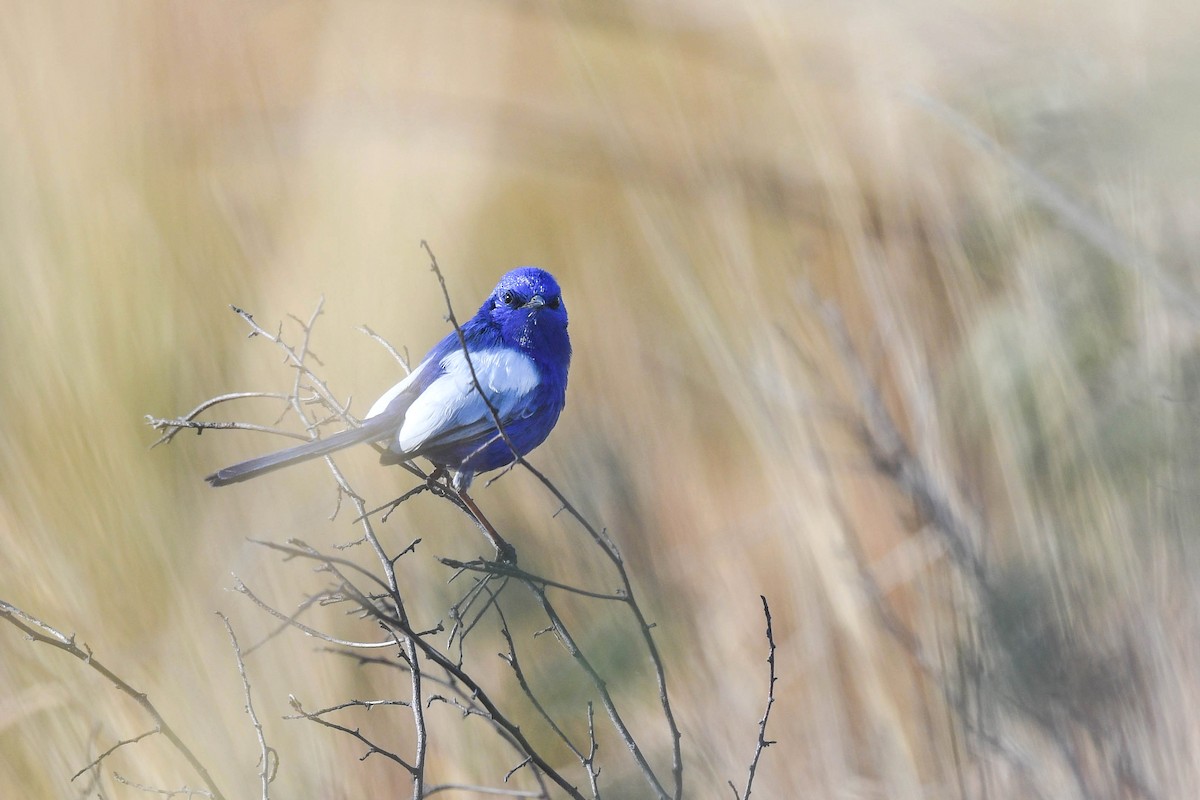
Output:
[[455, 489, 517, 563], [422, 467, 516, 561], [425, 467, 448, 490]]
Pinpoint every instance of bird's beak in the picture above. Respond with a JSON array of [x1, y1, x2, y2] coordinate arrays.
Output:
[[524, 295, 546, 309]]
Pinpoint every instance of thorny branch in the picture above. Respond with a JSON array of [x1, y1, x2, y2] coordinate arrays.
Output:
[[730, 597, 777, 800]]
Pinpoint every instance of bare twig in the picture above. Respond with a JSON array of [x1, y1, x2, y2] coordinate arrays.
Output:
[[293, 555, 587, 798], [496, 606, 593, 782], [145, 417, 313, 443], [241, 539, 582, 798], [70, 728, 159, 782], [585, 703, 600, 799], [438, 557, 627, 602], [283, 698, 411, 717], [445, 574, 508, 657], [328, 648, 553, 799], [111, 774, 213, 798], [519, 460, 683, 799], [230, 578, 395, 649], [528, 581, 669, 800], [402, 635, 428, 800], [421, 242, 517, 462], [244, 592, 323, 657], [0, 601, 227, 800], [227, 302, 361, 431], [424, 784, 543, 797], [249, 538, 393, 594], [730, 597, 777, 800], [146, 392, 301, 446], [424, 786, 542, 796], [75, 724, 110, 798], [218, 613, 275, 800], [359, 324, 412, 374], [287, 694, 416, 773]]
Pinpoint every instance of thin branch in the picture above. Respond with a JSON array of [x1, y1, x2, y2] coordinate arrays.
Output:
[[585, 703, 600, 800], [230, 578, 395, 649], [527, 582, 669, 800], [283, 698, 411, 718], [496, 606, 590, 771], [354, 484, 429, 525], [249, 538, 393, 594], [71, 728, 159, 782], [359, 324, 412, 374], [111, 774, 212, 798], [424, 784, 543, 798], [286, 695, 416, 774], [75, 724, 110, 799], [340, 592, 586, 798], [0, 601, 227, 800], [445, 574, 507, 657], [288, 297, 330, 436], [244, 593, 323, 657], [422, 241, 519, 465], [217, 613, 275, 800], [438, 558, 627, 602], [403, 635, 428, 799], [146, 392, 299, 446], [145, 417, 313, 443], [228, 302, 356, 427], [244, 532, 573, 798], [732, 597, 777, 800], [526, 463, 682, 796], [323, 647, 553, 799]]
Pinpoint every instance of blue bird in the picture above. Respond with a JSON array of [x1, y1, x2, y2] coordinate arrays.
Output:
[[205, 268, 570, 555]]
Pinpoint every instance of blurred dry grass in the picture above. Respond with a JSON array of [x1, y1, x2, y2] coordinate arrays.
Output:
[[3, 1, 1199, 797]]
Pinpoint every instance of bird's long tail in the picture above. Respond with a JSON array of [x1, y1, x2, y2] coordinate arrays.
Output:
[[205, 416, 396, 487]]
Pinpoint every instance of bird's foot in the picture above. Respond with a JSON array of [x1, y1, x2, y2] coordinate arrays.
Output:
[[493, 540, 518, 564]]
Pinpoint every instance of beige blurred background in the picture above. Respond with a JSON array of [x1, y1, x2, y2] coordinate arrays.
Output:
[[3, 1, 1199, 797]]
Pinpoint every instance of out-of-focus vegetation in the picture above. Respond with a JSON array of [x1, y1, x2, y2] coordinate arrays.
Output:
[[2, 1, 1198, 797]]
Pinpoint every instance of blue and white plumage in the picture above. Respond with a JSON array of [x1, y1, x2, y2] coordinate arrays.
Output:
[[205, 268, 571, 491]]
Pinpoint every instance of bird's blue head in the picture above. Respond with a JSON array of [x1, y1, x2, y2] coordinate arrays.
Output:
[[483, 267, 571, 371]]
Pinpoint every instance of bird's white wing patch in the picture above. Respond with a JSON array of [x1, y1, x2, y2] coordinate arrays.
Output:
[[394, 348, 539, 453], [365, 359, 432, 420]]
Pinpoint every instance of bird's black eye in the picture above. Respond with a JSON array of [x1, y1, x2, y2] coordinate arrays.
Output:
[[501, 290, 517, 307], [547, 296, 561, 310]]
